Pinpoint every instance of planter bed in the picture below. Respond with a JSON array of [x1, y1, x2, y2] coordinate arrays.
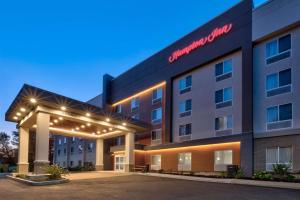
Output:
[[7, 175, 69, 186], [152, 171, 300, 183]]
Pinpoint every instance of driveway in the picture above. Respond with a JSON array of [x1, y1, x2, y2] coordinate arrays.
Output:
[[1, 174, 300, 200]]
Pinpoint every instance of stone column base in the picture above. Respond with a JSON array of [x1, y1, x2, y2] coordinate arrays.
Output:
[[18, 163, 29, 174], [124, 164, 134, 172], [34, 161, 50, 174], [95, 165, 104, 171]]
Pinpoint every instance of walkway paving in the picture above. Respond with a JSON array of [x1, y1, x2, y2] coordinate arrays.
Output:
[[66, 171, 129, 180], [141, 172, 300, 190]]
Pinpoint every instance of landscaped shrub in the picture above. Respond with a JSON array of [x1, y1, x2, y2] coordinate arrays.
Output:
[[235, 168, 244, 179], [272, 164, 290, 178], [220, 171, 228, 178], [253, 171, 273, 181], [46, 165, 68, 180]]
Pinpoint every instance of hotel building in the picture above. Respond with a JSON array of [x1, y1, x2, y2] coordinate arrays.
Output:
[[6, 0, 300, 176]]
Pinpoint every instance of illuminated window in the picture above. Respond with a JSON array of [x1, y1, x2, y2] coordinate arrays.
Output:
[[64, 137, 67, 144], [214, 150, 232, 171], [151, 129, 162, 141], [151, 107, 162, 123], [179, 99, 192, 114], [151, 155, 161, 170], [178, 153, 191, 171]]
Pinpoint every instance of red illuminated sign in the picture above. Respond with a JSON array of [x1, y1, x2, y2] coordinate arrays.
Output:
[[168, 23, 233, 63]]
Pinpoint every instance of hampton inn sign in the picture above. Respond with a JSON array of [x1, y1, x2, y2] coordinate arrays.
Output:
[[168, 23, 233, 63]]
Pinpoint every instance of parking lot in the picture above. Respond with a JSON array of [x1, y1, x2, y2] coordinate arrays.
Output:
[[1, 173, 300, 200]]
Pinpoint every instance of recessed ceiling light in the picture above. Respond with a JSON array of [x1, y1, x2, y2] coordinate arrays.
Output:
[[20, 108, 26, 112], [30, 98, 37, 104], [86, 113, 91, 117], [13, 116, 18, 120], [97, 131, 100, 134], [54, 119, 58, 123], [61, 106, 66, 111], [109, 127, 113, 131], [59, 117, 63, 120], [50, 122, 54, 126], [71, 129, 75, 132], [76, 127, 80, 130], [16, 112, 21, 116], [106, 118, 110, 122], [81, 125, 85, 128], [103, 129, 107, 133], [122, 122, 127, 126], [33, 124, 37, 128], [87, 123, 91, 127], [92, 132, 95, 135]]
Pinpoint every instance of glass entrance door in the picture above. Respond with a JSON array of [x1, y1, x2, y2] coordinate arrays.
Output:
[[115, 155, 125, 171]]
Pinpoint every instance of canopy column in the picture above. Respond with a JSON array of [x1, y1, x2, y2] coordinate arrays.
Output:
[[18, 126, 29, 174], [95, 138, 104, 171], [125, 132, 135, 172]]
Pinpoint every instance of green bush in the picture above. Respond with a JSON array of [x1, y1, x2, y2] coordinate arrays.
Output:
[[253, 171, 273, 181], [0, 164, 9, 173], [220, 171, 228, 178], [287, 174, 296, 182], [235, 168, 244, 179], [45, 165, 68, 180], [273, 164, 291, 177]]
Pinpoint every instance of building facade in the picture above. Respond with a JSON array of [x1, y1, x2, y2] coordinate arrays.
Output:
[[49, 0, 300, 176]]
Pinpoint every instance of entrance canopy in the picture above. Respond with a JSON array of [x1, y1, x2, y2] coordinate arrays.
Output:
[[6, 84, 149, 139]]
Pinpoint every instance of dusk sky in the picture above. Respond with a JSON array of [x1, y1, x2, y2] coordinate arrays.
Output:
[[0, 0, 266, 135]]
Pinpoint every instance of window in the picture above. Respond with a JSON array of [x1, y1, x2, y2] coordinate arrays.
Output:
[[63, 161, 66, 167], [131, 114, 139, 120], [178, 153, 191, 171], [179, 75, 192, 93], [179, 123, 192, 136], [115, 156, 125, 171], [116, 137, 122, 146], [70, 147, 74, 154], [215, 88, 232, 108], [58, 139, 62, 145], [151, 155, 161, 170], [131, 97, 140, 111], [214, 150, 233, 171], [72, 137, 76, 142], [116, 104, 122, 113], [267, 103, 292, 123], [57, 149, 61, 156], [78, 145, 83, 154], [88, 143, 94, 152], [266, 69, 291, 91], [151, 129, 162, 141], [179, 99, 192, 115], [64, 137, 67, 144], [266, 147, 292, 171], [215, 59, 233, 77], [151, 107, 162, 123], [215, 116, 233, 131], [266, 34, 291, 58], [63, 148, 67, 155], [70, 161, 74, 167], [78, 160, 82, 167], [152, 87, 162, 102]]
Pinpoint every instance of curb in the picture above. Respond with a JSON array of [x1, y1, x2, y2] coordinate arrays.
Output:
[[138, 173, 300, 190]]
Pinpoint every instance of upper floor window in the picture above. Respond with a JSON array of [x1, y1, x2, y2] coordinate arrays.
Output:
[[266, 34, 291, 64], [267, 103, 292, 130], [70, 147, 74, 154], [63, 137, 67, 144], [116, 137, 122, 146], [58, 139, 62, 145], [78, 145, 83, 153], [131, 97, 140, 111], [266, 69, 291, 97], [179, 99, 192, 117], [179, 75, 192, 94], [131, 114, 139, 120], [88, 143, 94, 152], [151, 108, 162, 124], [151, 129, 162, 141], [215, 87, 232, 109], [72, 137, 76, 142], [57, 149, 61, 156], [179, 123, 192, 136], [215, 115, 233, 131], [178, 153, 191, 171], [266, 147, 292, 171], [152, 87, 162, 103], [215, 59, 232, 81], [63, 148, 67, 155], [116, 104, 122, 113]]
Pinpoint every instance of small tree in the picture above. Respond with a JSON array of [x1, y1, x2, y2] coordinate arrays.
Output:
[[11, 131, 19, 147], [0, 132, 13, 164]]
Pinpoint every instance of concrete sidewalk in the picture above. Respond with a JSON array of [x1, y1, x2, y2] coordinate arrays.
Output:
[[139, 172, 300, 190]]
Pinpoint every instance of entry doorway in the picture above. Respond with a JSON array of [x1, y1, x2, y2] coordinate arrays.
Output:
[[114, 155, 125, 171]]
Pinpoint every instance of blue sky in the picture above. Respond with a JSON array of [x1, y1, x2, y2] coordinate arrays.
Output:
[[0, 0, 266, 135]]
